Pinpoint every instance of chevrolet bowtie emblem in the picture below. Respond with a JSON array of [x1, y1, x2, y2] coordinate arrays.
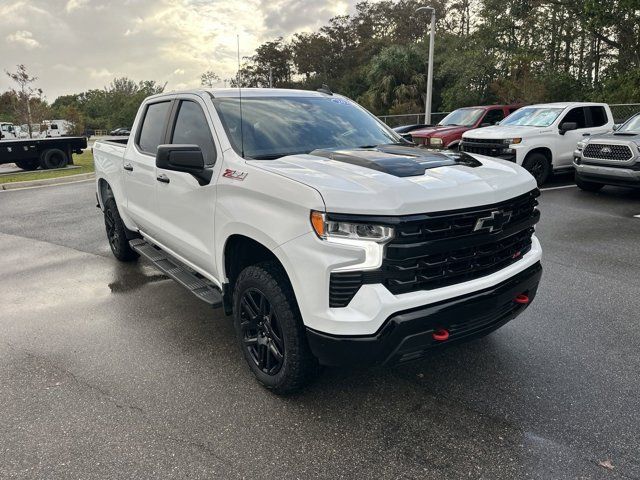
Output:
[[473, 210, 512, 233]]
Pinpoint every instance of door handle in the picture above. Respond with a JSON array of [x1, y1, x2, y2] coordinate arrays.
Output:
[[123, 163, 133, 171], [582, 133, 591, 136], [156, 174, 170, 184]]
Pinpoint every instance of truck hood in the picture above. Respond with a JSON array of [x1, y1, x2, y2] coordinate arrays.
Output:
[[410, 125, 468, 138], [464, 125, 552, 139], [251, 145, 537, 215]]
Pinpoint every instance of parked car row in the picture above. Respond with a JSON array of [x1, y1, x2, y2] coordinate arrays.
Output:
[[397, 102, 631, 187]]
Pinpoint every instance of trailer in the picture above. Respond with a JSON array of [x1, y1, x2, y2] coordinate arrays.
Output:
[[0, 136, 87, 170]]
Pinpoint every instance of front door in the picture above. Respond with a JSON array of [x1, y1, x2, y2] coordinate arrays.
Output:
[[152, 95, 221, 276], [555, 107, 590, 167]]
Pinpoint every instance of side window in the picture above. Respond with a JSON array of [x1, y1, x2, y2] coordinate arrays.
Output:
[[171, 100, 216, 166], [587, 106, 607, 127], [137, 101, 171, 155], [561, 107, 587, 129], [483, 109, 505, 125]]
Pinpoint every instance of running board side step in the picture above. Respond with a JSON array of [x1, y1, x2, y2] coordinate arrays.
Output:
[[129, 238, 222, 308]]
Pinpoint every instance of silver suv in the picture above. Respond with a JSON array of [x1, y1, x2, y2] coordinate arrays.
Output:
[[574, 112, 640, 191]]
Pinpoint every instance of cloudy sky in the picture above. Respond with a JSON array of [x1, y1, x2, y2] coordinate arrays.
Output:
[[0, 0, 360, 101]]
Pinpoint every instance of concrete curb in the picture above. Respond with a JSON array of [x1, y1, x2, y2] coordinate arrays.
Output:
[[0, 173, 95, 191]]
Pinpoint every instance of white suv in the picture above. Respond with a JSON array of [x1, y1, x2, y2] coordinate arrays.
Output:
[[461, 102, 613, 185]]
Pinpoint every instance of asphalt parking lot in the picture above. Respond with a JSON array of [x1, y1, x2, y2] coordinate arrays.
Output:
[[1, 178, 639, 479]]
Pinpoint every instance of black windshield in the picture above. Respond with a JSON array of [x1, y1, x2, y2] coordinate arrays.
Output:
[[212, 96, 402, 159]]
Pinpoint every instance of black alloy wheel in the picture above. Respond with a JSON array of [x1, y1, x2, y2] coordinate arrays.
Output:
[[240, 288, 285, 375], [104, 208, 120, 253]]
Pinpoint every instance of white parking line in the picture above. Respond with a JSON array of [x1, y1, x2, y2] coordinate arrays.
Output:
[[540, 184, 577, 191], [634, 214, 640, 219]]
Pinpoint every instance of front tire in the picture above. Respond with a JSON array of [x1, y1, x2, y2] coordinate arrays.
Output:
[[575, 173, 604, 192], [523, 153, 551, 186], [233, 261, 318, 394], [103, 196, 139, 262]]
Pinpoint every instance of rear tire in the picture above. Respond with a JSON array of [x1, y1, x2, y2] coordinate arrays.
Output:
[[103, 196, 139, 262], [233, 261, 318, 394], [522, 153, 551, 186], [15, 159, 40, 171], [575, 173, 604, 192], [39, 148, 68, 169]]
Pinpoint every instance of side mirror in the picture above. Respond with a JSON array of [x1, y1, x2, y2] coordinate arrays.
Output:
[[559, 122, 577, 135], [612, 124, 621, 131], [400, 133, 413, 142], [156, 144, 212, 185]]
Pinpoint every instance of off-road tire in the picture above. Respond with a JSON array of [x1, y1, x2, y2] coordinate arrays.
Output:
[[523, 152, 551, 186], [103, 196, 139, 262], [39, 148, 69, 169], [15, 159, 40, 171], [233, 261, 318, 394], [575, 173, 604, 192]]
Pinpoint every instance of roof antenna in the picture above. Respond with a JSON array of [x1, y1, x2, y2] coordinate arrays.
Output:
[[317, 84, 333, 95], [237, 34, 245, 158]]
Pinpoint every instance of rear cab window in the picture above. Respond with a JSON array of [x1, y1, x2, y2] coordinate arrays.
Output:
[[136, 101, 172, 155]]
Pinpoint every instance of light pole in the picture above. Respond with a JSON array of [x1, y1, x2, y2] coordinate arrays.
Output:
[[417, 6, 436, 125]]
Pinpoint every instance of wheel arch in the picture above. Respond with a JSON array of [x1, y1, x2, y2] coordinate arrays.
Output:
[[525, 147, 553, 165], [221, 233, 297, 316], [97, 177, 112, 210]]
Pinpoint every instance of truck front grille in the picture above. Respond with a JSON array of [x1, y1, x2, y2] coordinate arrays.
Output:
[[583, 143, 633, 161], [329, 190, 540, 307], [460, 138, 508, 157]]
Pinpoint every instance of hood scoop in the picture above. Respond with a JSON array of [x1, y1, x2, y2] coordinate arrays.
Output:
[[309, 144, 481, 178]]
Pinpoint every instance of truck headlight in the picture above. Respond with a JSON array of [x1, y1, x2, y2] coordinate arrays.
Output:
[[430, 137, 443, 146], [503, 138, 522, 145], [311, 211, 393, 243], [311, 211, 393, 271]]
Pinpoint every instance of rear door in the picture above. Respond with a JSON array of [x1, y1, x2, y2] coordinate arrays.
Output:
[[124, 99, 173, 235], [152, 94, 221, 275]]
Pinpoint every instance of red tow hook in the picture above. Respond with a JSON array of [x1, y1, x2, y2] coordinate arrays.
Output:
[[514, 293, 530, 305], [432, 328, 450, 341]]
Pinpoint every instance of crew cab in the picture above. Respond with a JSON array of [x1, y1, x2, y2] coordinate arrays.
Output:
[[460, 102, 614, 185], [93, 88, 543, 394], [411, 105, 521, 149], [573, 112, 640, 191]]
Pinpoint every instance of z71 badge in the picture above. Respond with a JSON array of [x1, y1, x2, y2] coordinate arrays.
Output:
[[222, 169, 248, 181]]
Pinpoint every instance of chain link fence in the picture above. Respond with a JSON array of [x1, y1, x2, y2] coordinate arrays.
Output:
[[378, 104, 640, 127], [609, 104, 640, 124]]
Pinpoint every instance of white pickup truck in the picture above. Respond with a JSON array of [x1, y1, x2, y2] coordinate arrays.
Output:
[[94, 88, 543, 393], [460, 102, 614, 185]]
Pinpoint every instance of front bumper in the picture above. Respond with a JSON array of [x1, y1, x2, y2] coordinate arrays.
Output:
[[306, 262, 542, 367], [574, 162, 640, 187]]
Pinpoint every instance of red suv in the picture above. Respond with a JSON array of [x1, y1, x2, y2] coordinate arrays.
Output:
[[411, 105, 522, 149]]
